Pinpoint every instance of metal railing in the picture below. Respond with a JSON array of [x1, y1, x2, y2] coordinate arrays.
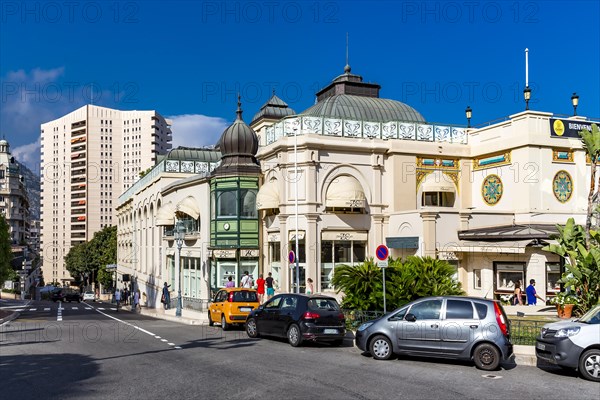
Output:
[[342, 310, 386, 330], [169, 296, 210, 312], [509, 319, 546, 346]]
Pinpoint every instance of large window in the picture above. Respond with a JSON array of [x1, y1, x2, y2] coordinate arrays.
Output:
[[217, 191, 237, 217], [182, 257, 201, 298], [240, 189, 257, 218], [494, 262, 525, 293], [321, 239, 367, 291]]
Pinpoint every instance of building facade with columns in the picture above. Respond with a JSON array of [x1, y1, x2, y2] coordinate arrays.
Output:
[[116, 66, 596, 308]]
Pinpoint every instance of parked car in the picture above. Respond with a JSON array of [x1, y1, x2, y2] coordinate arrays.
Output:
[[245, 294, 346, 347], [536, 304, 600, 382], [83, 291, 96, 302], [355, 296, 513, 371], [208, 288, 260, 330]]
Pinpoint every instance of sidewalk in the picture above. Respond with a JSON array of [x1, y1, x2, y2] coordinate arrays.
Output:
[[124, 304, 208, 325], [504, 305, 559, 317]]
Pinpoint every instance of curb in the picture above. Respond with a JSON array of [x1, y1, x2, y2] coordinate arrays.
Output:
[[0, 311, 20, 326]]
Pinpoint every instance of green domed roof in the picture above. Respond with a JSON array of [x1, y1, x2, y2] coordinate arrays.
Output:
[[301, 94, 425, 123]]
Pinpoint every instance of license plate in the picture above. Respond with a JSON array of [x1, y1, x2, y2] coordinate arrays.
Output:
[[240, 307, 252, 312], [536, 343, 545, 351], [323, 329, 338, 334]]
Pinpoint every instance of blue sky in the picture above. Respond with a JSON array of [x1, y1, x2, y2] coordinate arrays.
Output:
[[2, 0, 599, 171]]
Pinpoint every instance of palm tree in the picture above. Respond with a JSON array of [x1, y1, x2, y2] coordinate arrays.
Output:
[[579, 123, 600, 249]]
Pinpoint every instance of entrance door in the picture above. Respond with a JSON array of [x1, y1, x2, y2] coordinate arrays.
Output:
[[291, 266, 306, 293]]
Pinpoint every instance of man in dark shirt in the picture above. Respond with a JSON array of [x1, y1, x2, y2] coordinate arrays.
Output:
[[265, 272, 275, 300]]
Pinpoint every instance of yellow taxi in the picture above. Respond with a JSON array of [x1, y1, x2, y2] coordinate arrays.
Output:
[[208, 287, 260, 330]]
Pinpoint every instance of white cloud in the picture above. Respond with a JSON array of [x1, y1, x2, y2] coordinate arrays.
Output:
[[12, 138, 41, 172], [168, 114, 230, 149]]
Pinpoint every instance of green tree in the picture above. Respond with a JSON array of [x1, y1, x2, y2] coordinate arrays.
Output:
[[579, 123, 600, 248], [543, 218, 600, 312], [0, 215, 13, 284], [63, 226, 117, 288], [331, 258, 383, 310]]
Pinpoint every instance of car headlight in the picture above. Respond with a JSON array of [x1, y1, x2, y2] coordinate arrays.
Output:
[[357, 322, 374, 332], [555, 327, 580, 337]]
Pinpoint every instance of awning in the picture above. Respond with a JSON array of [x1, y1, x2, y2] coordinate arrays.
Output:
[[326, 175, 366, 208], [458, 224, 559, 241], [257, 180, 280, 210], [156, 202, 175, 226], [421, 183, 455, 192], [321, 231, 368, 241], [440, 240, 534, 254], [177, 196, 199, 219]]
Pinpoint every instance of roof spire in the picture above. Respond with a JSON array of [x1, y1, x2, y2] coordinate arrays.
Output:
[[236, 93, 243, 120], [344, 32, 351, 74]]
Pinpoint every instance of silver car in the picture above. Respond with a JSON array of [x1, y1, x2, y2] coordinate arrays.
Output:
[[355, 296, 513, 371]]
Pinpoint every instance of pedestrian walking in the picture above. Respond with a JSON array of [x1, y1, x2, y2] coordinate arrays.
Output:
[[133, 290, 140, 312], [256, 274, 265, 304], [526, 279, 545, 305], [161, 282, 171, 310], [265, 272, 275, 300], [114, 288, 121, 312]]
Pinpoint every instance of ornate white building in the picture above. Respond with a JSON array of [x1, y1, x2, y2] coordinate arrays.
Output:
[[116, 66, 596, 309]]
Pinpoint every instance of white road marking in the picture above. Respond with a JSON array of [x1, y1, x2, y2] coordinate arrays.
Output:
[[98, 308, 105, 310], [29, 308, 37, 311], [44, 308, 50, 311], [57, 301, 63, 322], [72, 307, 78, 310], [14, 309, 24, 312], [167, 342, 175, 346], [85, 307, 92, 310], [89, 306, 156, 336], [155, 336, 161, 339], [111, 308, 117, 311], [161, 339, 168, 342], [174, 346, 182, 349]]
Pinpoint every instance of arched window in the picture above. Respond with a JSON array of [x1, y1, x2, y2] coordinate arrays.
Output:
[[240, 189, 257, 218], [217, 191, 237, 217]]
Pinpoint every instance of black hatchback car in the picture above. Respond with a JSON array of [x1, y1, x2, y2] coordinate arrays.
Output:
[[245, 294, 346, 347]]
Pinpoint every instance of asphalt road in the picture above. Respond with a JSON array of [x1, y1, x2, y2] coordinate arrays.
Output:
[[1, 300, 597, 400]]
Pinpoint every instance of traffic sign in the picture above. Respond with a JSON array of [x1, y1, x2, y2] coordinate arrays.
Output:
[[288, 251, 295, 264], [375, 245, 389, 261]]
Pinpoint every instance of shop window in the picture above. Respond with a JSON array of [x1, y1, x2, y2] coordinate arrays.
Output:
[[321, 239, 367, 291], [269, 242, 281, 263], [494, 262, 525, 293], [546, 262, 562, 295], [422, 192, 455, 207]]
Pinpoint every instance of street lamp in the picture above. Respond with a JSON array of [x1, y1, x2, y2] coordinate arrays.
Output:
[[293, 125, 300, 294], [571, 92, 579, 116], [174, 220, 185, 317], [465, 106, 472, 128], [523, 86, 531, 110]]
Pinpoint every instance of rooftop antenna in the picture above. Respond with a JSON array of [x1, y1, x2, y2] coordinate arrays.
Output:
[[525, 48, 529, 87], [344, 32, 351, 74]]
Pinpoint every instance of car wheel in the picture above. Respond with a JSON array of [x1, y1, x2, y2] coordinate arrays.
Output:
[[579, 348, 600, 382], [473, 343, 501, 371], [369, 335, 393, 360], [287, 324, 303, 347], [246, 318, 259, 338], [221, 315, 229, 331], [208, 312, 214, 327]]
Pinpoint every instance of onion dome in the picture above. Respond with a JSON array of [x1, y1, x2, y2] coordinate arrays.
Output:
[[213, 96, 260, 176]]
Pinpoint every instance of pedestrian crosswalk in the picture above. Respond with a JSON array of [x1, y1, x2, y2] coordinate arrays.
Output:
[[9, 305, 114, 312]]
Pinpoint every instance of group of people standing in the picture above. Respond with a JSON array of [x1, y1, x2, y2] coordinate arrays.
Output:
[[114, 286, 141, 311]]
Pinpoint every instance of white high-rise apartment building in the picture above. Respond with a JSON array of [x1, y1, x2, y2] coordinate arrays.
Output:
[[40, 105, 172, 284]]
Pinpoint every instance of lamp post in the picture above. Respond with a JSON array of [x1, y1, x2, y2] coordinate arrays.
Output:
[[465, 106, 472, 128], [174, 220, 185, 317], [293, 126, 300, 294], [571, 92, 579, 116], [523, 86, 531, 110]]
